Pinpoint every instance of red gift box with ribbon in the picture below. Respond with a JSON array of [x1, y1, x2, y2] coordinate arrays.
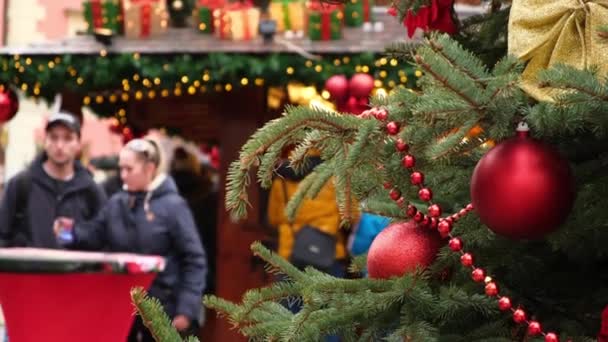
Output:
[[123, 0, 168, 38]]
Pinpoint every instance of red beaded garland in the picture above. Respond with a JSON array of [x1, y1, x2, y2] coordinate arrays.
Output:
[[513, 309, 526, 323], [418, 188, 433, 202], [448, 238, 462, 251], [402, 154, 416, 168], [528, 321, 542, 336], [461, 253, 473, 267], [396, 139, 409, 152], [544, 333, 558, 342], [485, 282, 498, 296], [437, 220, 452, 238], [428, 204, 442, 218], [498, 297, 512, 311], [374, 108, 388, 121], [386, 121, 399, 135], [410, 172, 424, 185], [472, 268, 485, 282]]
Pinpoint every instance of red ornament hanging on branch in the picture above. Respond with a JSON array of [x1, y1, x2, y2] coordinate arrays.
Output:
[[470, 123, 576, 239], [324, 73, 375, 115], [367, 220, 442, 279], [0, 86, 19, 124]]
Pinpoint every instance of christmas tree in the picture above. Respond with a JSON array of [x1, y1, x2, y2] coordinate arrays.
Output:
[[135, 0, 608, 340]]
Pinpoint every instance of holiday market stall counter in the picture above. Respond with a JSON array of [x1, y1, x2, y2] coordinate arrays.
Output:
[[0, 248, 165, 342]]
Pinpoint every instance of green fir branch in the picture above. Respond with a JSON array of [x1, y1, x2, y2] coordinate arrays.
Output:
[[131, 287, 195, 342]]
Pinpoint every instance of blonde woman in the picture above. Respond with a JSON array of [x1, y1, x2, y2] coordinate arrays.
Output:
[[55, 138, 207, 341]]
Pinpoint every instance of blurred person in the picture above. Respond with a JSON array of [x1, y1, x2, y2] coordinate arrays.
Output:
[[267, 150, 352, 277], [170, 146, 217, 295], [55, 138, 207, 341], [0, 111, 106, 248]]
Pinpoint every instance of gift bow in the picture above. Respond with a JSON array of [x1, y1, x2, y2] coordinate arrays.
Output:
[[508, 0, 608, 101]]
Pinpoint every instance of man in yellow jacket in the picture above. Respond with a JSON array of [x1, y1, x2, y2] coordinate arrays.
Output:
[[266, 156, 348, 273]]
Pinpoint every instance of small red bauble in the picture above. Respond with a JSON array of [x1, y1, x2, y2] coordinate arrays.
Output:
[[396, 139, 409, 152], [367, 221, 442, 279], [451, 214, 460, 222], [324, 75, 349, 102], [513, 309, 526, 323], [448, 238, 462, 251], [389, 189, 401, 201], [374, 108, 388, 121], [418, 188, 432, 202], [459, 209, 467, 216], [396, 197, 405, 207], [528, 321, 542, 336], [386, 121, 399, 135], [406, 205, 417, 217], [485, 282, 498, 296], [421, 215, 431, 228], [430, 218, 438, 229], [0, 87, 19, 123], [438, 220, 452, 238], [498, 297, 512, 311], [402, 155, 416, 168], [545, 333, 558, 342], [460, 253, 473, 267], [349, 73, 375, 98], [466, 203, 474, 211], [410, 172, 424, 185], [413, 211, 424, 223], [387, 6, 398, 16], [470, 125, 575, 239], [428, 204, 442, 218], [472, 268, 485, 282], [383, 181, 392, 189]]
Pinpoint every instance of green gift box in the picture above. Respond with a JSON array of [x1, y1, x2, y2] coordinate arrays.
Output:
[[307, 3, 342, 41], [196, 0, 224, 34], [83, 0, 123, 34], [344, 0, 373, 27]]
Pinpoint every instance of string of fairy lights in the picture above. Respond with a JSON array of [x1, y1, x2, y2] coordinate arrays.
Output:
[[1, 51, 423, 131]]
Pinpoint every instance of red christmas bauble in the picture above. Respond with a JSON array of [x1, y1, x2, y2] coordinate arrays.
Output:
[[470, 127, 575, 239], [349, 73, 375, 99], [367, 220, 442, 279], [0, 87, 19, 123], [324, 75, 349, 102]]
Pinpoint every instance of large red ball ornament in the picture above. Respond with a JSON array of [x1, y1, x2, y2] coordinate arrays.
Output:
[[349, 73, 375, 99], [324, 75, 349, 102], [367, 220, 442, 279], [470, 124, 575, 239], [0, 86, 19, 123]]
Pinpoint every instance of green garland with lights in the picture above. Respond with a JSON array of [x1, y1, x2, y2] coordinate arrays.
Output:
[[0, 52, 419, 117]]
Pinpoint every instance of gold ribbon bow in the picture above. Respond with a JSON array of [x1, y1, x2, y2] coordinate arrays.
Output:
[[508, 0, 608, 101]]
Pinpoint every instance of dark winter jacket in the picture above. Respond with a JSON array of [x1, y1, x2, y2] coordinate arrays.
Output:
[[70, 174, 207, 322], [0, 155, 107, 248]]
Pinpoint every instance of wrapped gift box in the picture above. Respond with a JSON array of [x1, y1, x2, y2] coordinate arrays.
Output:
[[83, 0, 123, 34], [269, 0, 306, 33], [307, 2, 343, 40], [344, 0, 373, 27], [214, 1, 260, 41], [122, 0, 169, 39], [196, 0, 224, 33]]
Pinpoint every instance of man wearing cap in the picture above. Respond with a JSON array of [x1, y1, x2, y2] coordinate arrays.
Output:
[[0, 111, 107, 248]]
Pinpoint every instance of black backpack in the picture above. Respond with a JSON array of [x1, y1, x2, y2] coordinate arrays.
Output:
[[9, 171, 100, 247]]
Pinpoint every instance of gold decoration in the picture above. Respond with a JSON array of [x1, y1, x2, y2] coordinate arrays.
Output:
[[508, 0, 608, 101]]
